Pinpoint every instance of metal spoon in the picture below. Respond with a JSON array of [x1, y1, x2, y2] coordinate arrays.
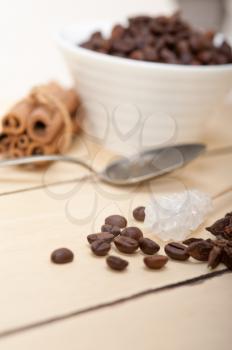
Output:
[[0, 143, 231, 186]]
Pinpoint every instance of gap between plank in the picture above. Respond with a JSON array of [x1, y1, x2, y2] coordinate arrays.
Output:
[[0, 177, 87, 197], [0, 268, 229, 340]]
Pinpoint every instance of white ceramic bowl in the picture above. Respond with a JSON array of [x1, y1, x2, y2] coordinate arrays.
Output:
[[57, 22, 232, 155]]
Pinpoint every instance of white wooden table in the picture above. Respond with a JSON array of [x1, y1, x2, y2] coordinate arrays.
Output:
[[0, 1, 231, 349]]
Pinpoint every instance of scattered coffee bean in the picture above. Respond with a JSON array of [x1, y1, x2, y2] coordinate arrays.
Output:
[[121, 226, 143, 241], [164, 242, 189, 261], [105, 215, 127, 228], [91, 240, 111, 256], [87, 232, 114, 244], [133, 206, 145, 222], [114, 236, 139, 254], [187, 240, 213, 261], [51, 248, 74, 264], [101, 224, 112, 232], [182, 238, 203, 246], [144, 255, 168, 269], [106, 255, 129, 271], [110, 226, 121, 237], [139, 237, 160, 255], [101, 224, 121, 237], [80, 13, 232, 65]]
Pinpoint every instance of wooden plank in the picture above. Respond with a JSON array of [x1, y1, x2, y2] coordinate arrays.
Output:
[[1, 272, 231, 350]]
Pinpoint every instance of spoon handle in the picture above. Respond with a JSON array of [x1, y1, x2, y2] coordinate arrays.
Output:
[[0, 155, 95, 173], [205, 145, 232, 157]]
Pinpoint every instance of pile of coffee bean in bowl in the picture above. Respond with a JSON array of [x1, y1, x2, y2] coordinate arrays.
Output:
[[80, 13, 232, 65]]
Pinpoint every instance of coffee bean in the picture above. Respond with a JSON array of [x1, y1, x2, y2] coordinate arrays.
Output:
[[143, 46, 158, 61], [133, 206, 145, 222], [51, 248, 74, 264], [114, 236, 139, 254], [101, 224, 121, 237], [87, 232, 114, 244], [160, 48, 177, 63], [101, 224, 112, 232], [111, 24, 125, 40], [91, 240, 111, 256], [129, 50, 144, 60], [182, 238, 203, 246], [80, 13, 232, 65], [105, 215, 127, 228], [164, 242, 189, 261], [106, 255, 129, 271], [187, 240, 213, 261], [139, 238, 160, 255], [176, 40, 189, 54], [144, 255, 168, 269], [111, 37, 135, 54], [197, 50, 213, 64], [121, 226, 143, 241]]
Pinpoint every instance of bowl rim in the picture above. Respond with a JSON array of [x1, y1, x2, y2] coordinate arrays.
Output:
[[56, 22, 232, 72]]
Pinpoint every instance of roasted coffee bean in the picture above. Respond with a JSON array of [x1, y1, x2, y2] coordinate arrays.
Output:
[[180, 52, 192, 64], [87, 232, 114, 244], [111, 37, 135, 54], [129, 50, 144, 60], [51, 248, 74, 264], [160, 48, 177, 63], [80, 13, 232, 65], [91, 240, 111, 256], [114, 236, 139, 254], [111, 24, 125, 40], [106, 255, 129, 271], [187, 240, 213, 261], [133, 206, 145, 222], [176, 40, 189, 54], [105, 215, 127, 228], [182, 238, 203, 246], [208, 246, 222, 269], [121, 226, 143, 241], [139, 238, 160, 255], [164, 242, 189, 261], [101, 224, 121, 237], [144, 255, 168, 269], [197, 50, 213, 64], [143, 46, 158, 61]]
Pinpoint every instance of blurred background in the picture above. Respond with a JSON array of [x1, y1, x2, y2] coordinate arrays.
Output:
[[0, 0, 231, 102]]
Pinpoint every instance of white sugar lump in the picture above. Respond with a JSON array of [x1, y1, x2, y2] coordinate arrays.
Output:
[[144, 189, 213, 241]]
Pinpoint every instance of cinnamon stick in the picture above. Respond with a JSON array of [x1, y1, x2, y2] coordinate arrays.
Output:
[[15, 134, 31, 150], [26, 141, 56, 156], [2, 99, 34, 135], [41, 82, 80, 116], [8, 147, 25, 159], [27, 107, 63, 144], [0, 81, 81, 163]]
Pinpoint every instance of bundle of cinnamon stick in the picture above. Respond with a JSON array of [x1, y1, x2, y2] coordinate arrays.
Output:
[[0, 82, 80, 159]]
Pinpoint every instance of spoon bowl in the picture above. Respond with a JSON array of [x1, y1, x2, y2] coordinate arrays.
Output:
[[99, 143, 206, 185]]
